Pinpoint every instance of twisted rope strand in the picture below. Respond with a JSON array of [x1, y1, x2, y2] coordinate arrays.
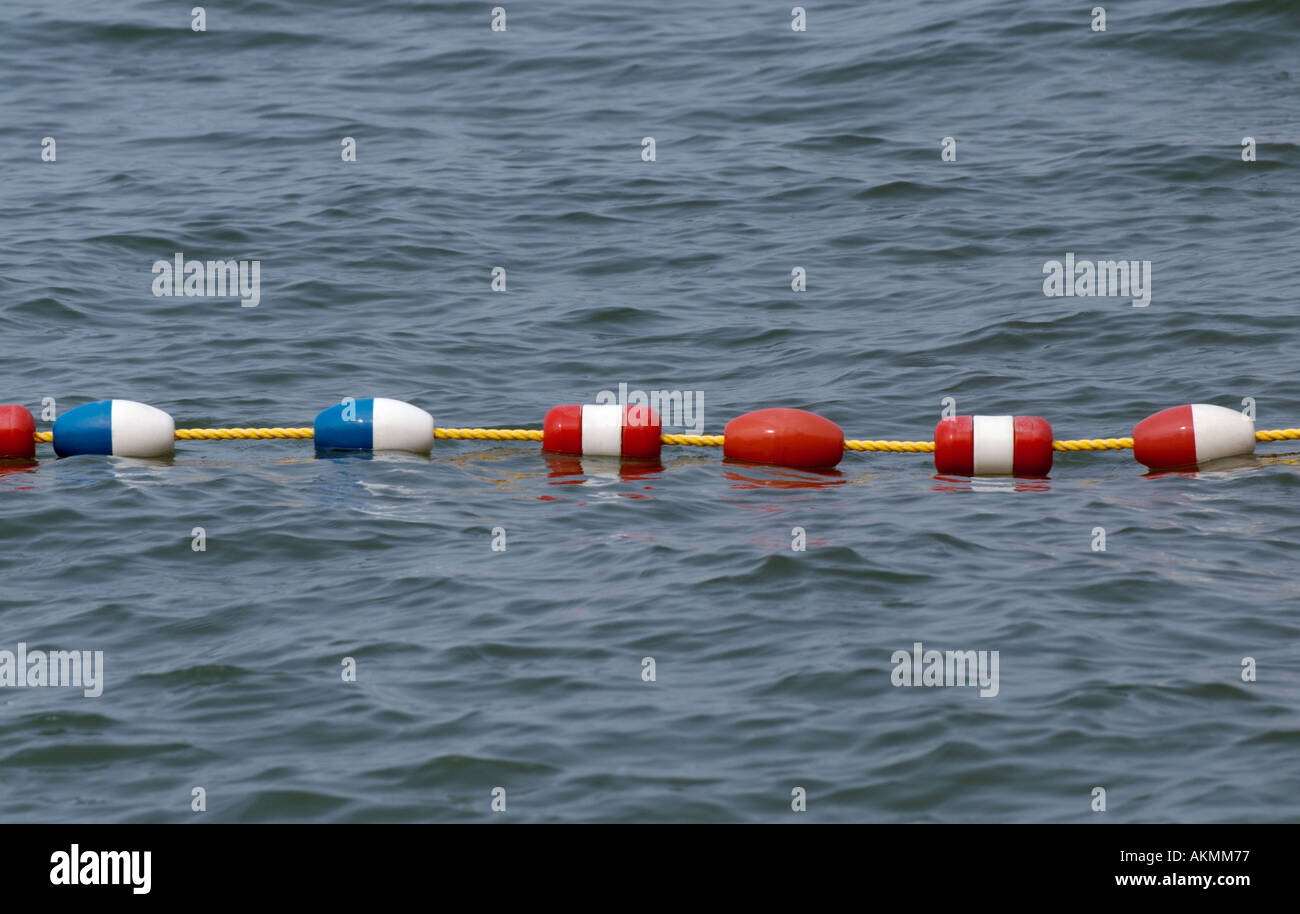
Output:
[[436, 428, 543, 442], [175, 427, 314, 440], [843, 439, 935, 453], [1052, 437, 1134, 451], [660, 434, 725, 447]]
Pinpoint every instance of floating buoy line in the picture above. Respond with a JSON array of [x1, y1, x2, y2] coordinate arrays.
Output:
[[1, 399, 1297, 475]]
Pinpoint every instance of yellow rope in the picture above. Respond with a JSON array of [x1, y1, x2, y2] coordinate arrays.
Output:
[[661, 434, 725, 447], [176, 427, 314, 440], [436, 428, 543, 441], [28, 427, 1300, 452], [1053, 437, 1134, 451], [844, 439, 935, 453]]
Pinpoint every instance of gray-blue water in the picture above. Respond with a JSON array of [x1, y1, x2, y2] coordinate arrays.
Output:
[[1, 0, 1298, 822]]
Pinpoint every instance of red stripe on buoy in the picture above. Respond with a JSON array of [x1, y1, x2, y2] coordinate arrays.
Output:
[[1012, 416, 1053, 476], [723, 408, 843, 469], [933, 416, 974, 475], [621, 405, 662, 460], [542, 404, 583, 455], [1133, 405, 1195, 470], [0, 405, 36, 460]]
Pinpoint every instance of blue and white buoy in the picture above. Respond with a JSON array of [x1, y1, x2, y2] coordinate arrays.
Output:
[[313, 398, 434, 454], [53, 400, 176, 458]]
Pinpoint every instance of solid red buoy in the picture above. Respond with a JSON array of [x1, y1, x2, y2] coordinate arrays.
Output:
[[723, 408, 843, 469], [542, 404, 661, 459], [1133, 404, 1255, 470], [934, 415, 1053, 477], [0, 405, 36, 460]]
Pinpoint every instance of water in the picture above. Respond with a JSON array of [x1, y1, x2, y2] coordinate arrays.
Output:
[[1, 0, 1298, 822]]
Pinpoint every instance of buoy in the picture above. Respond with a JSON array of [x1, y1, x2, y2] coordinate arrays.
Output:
[[723, 408, 844, 469], [313, 398, 434, 453], [934, 415, 1053, 476], [53, 400, 175, 458], [1133, 404, 1255, 470], [0, 405, 36, 460], [542, 404, 661, 459]]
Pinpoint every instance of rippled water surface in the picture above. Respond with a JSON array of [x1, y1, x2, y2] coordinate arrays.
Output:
[[1, 0, 1298, 822]]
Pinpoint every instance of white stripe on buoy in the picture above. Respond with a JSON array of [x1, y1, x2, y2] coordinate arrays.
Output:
[[580, 404, 623, 457], [1190, 403, 1255, 464], [971, 415, 1015, 475], [371, 397, 435, 452], [110, 400, 175, 458]]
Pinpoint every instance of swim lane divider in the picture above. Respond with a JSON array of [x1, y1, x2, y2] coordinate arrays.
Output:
[[5, 399, 1300, 475], [29, 429, 1300, 450]]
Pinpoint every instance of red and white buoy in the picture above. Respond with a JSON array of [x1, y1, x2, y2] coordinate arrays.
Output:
[[723, 408, 844, 469], [1133, 404, 1255, 470], [0, 405, 36, 460], [934, 415, 1053, 476], [542, 404, 662, 459]]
